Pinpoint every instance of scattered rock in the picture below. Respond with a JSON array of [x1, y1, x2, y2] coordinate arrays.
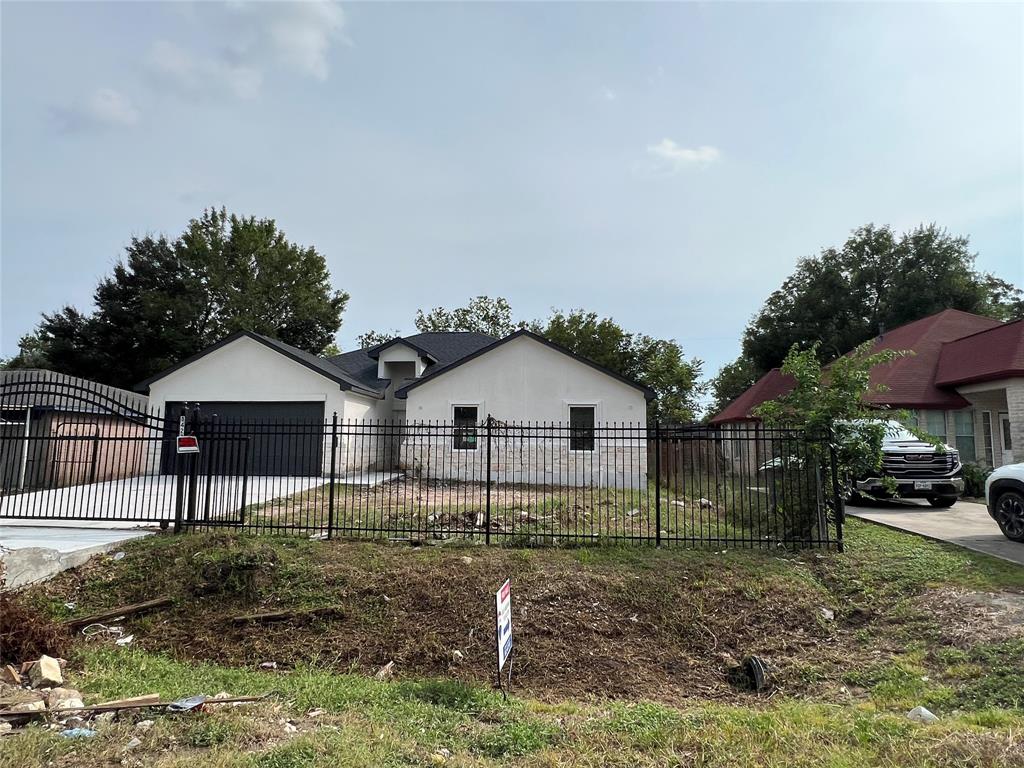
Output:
[[283, 721, 298, 734], [671, 500, 686, 508], [135, 720, 154, 732], [907, 706, 939, 724], [259, 661, 278, 670], [112, 552, 126, 561], [698, 498, 715, 510], [452, 650, 464, 662], [47, 688, 84, 710], [94, 712, 115, 726], [9, 698, 47, 713], [307, 708, 326, 718], [125, 737, 142, 750], [819, 607, 835, 622], [0, 722, 11, 735], [375, 661, 395, 681], [459, 556, 473, 565], [28, 655, 63, 688]]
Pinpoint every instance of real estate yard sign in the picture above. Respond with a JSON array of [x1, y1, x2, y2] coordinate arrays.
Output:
[[495, 578, 512, 687]]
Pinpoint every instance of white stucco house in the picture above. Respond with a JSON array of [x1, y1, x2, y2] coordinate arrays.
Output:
[[137, 329, 653, 484]]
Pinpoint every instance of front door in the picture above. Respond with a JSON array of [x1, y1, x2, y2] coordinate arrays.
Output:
[[1000, 413, 1014, 465]]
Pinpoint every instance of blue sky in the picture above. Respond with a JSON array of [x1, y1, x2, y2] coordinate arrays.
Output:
[[2, 1, 1021, 382]]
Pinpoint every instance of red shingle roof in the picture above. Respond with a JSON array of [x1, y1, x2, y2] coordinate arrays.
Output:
[[709, 309, 1007, 423], [935, 318, 1024, 387], [709, 368, 796, 424], [860, 309, 1002, 408]]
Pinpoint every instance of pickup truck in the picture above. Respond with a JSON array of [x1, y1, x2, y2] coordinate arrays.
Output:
[[853, 421, 963, 507], [985, 463, 1024, 542]]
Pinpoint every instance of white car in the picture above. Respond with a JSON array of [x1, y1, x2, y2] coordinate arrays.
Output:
[[986, 464, 1024, 542]]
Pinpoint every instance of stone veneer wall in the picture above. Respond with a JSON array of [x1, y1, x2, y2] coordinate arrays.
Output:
[[398, 426, 649, 489]]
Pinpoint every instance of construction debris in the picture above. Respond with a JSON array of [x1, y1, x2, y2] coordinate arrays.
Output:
[[375, 661, 395, 681], [63, 597, 173, 631], [28, 655, 63, 688], [230, 606, 341, 624]]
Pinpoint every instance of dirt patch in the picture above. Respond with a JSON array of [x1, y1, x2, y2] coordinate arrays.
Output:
[[916, 587, 1024, 646], [30, 535, 847, 704]]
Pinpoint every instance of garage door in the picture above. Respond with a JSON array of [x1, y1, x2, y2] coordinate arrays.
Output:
[[162, 401, 325, 477]]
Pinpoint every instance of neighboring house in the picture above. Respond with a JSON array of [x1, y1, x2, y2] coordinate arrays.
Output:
[[137, 329, 653, 484], [0, 370, 151, 491], [711, 309, 1023, 470]]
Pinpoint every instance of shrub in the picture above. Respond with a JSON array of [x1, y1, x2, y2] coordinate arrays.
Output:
[[961, 462, 992, 498]]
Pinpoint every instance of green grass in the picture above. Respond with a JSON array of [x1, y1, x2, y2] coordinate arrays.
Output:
[[10, 518, 1024, 766], [3, 648, 1024, 767]]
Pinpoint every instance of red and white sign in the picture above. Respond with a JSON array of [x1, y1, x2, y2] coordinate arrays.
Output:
[[495, 578, 512, 672], [176, 435, 200, 454]]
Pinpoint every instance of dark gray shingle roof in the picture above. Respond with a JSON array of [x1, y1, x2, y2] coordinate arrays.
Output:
[[328, 332, 495, 391]]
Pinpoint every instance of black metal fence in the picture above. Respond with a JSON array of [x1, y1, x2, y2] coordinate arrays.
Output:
[[0, 391, 844, 549]]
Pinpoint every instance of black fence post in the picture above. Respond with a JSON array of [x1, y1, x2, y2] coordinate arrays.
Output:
[[827, 426, 845, 552], [172, 405, 187, 534], [186, 404, 200, 523], [654, 421, 662, 546], [485, 415, 493, 545], [328, 412, 337, 540]]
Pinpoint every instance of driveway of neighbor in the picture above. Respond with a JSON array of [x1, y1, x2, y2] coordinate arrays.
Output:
[[846, 498, 1024, 566]]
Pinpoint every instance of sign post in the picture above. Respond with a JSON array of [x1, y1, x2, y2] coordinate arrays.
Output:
[[494, 578, 513, 698]]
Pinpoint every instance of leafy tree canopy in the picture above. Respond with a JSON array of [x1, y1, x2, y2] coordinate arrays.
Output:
[[710, 223, 1022, 417], [414, 296, 519, 338], [5, 208, 348, 389], [754, 342, 915, 494]]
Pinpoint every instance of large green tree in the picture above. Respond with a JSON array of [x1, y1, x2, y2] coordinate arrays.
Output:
[[414, 296, 518, 338], [710, 223, 1022, 416], [6, 208, 348, 388]]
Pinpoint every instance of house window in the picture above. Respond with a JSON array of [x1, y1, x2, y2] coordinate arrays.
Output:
[[981, 412, 995, 467], [924, 410, 947, 440], [569, 406, 595, 452], [954, 410, 976, 462], [452, 406, 478, 450]]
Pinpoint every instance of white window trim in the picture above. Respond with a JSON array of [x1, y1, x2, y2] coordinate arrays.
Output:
[[982, 410, 996, 467], [450, 402, 482, 452], [565, 401, 600, 454]]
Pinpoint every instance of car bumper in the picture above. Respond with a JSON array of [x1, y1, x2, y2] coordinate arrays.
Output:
[[856, 477, 964, 498]]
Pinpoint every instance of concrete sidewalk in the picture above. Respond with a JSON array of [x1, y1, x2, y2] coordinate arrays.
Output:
[[847, 498, 1024, 566], [0, 525, 153, 588]]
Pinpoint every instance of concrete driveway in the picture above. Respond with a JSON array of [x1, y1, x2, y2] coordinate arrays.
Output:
[[846, 497, 1024, 566]]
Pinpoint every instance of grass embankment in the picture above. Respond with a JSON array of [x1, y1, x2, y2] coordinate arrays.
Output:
[[5, 520, 1024, 766]]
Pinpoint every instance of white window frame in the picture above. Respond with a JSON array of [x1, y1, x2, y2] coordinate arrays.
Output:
[[982, 410, 995, 467], [450, 403, 481, 452], [565, 402, 599, 454]]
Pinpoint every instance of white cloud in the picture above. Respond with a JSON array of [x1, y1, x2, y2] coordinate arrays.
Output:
[[88, 89, 140, 126], [602, 87, 617, 102], [148, 40, 263, 101], [264, 1, 346, 81], [646, 139, 721, 171], [145, 1, 345, 102], [51, 88, 140, 132]]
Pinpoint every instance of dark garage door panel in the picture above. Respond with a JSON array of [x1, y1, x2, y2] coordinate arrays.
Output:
[[163, 401, 325, 477]]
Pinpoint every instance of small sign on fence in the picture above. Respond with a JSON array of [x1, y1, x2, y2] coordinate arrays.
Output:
[[495, 578, 513, 694], [176, 435, 199, 454]]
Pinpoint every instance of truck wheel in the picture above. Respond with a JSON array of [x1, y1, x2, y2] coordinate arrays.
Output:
[[994, 490, 1024, 542], [927, 496, 957, 508]]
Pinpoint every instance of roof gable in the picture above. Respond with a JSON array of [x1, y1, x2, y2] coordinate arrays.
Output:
[[136, 331, 382, 397], [394, 330, 656, 400], [709, 309, 1006, 422], [709, 369, 796, 424], [936, 318, 1024, 386], [329, 332, 495, 390]]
